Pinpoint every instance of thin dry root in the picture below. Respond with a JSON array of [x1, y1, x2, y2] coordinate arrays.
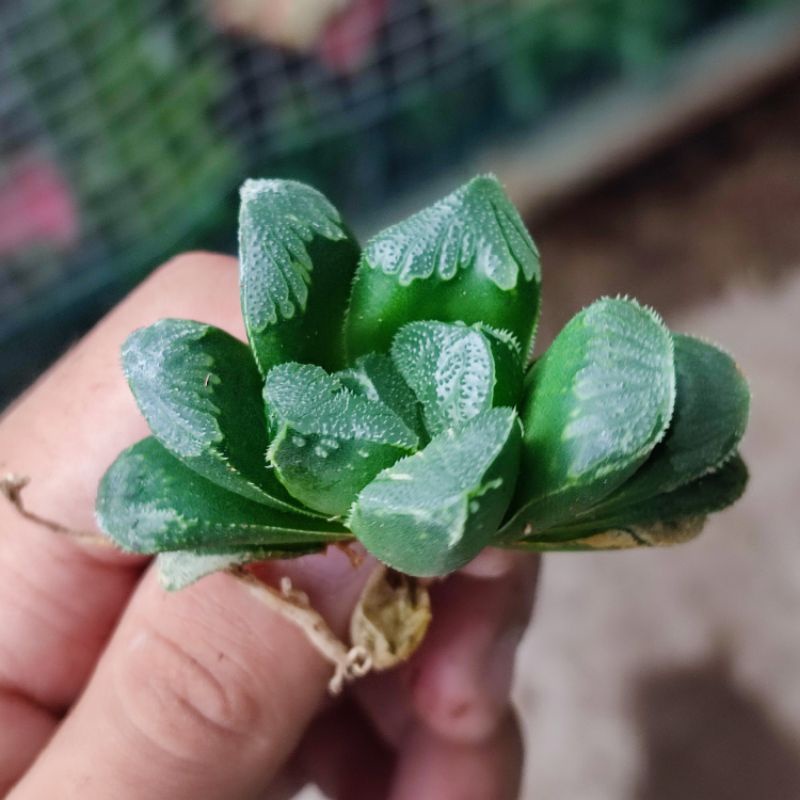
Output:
[[1, 473, 111, 547], [230, 568, 372, 694]]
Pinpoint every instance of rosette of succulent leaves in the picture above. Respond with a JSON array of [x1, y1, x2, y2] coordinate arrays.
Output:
[[95, 176, 750, 657]]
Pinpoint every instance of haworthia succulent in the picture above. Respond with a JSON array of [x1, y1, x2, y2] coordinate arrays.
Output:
[[238, 179, 360, 375], [502, 297, 675, 537], [96, 437, 347, 553], [391, 321, 522, 437], [122, 319, 304, 512], [349, 408, 522, 576], [94, 175, 752, 590], [265, 363, 419, 516], [345, 175, 541, 359]]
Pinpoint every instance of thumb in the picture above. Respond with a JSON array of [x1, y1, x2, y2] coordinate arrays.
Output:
[[10, 549, 369, 800]]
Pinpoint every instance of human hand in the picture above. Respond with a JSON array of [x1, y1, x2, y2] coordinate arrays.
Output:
[[0, 253, 538, 799]]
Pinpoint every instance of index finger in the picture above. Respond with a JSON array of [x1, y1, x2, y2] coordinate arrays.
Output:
[[0, 252, 243, 711]]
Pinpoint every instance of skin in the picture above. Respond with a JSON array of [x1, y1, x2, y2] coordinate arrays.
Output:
[[0, 252, 539, 799]]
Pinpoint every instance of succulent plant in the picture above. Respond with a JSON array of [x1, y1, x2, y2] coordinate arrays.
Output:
[[96, 175, 750, 593]]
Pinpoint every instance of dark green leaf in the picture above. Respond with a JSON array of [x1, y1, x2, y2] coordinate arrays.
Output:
[[122, 319, 303, 512], [96, 437, 347, 553], [349, 408, 521, 577], [345, 175, 541, 359], [503, 298, 675, 536], [507, 517, 707, 552], [157, 543, 324, 591], [514, 453, 747, 548], [589, 333, 750, 512], [391, 321, 522, 437], [265, 363, 419, 516], [238, 179, 360, 375], [336, 353, 425, 441]]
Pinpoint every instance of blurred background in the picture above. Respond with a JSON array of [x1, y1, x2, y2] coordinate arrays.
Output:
[[2, 1, 800, 797]]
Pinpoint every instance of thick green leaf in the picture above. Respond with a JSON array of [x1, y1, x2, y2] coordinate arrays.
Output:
[[157, 543, 323, 591], [345, 175, 541, 359], [349, 408, 522, 577], [238, 179, 360, 375], [391, 321, 522, 437], [503, 298, 675, 536], [265, 363, 419, 516], [122, 319, 304, 512], [589, 333, 750, 512], [336, 353, 425, 441], [96, 437, 347, 553], [509, 453, 747, 549]]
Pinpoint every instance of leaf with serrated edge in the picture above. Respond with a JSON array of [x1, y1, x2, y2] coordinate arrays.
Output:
[[514, 453, 747, 547], [265, 363, 419, 516], [478, 323, 524, 407], [345, 175, 541, 359], [391, 321, 521, 437], [239, 179, 360, 375], [587, 333, 750, 514], [157, 543, 323, 591], [96, 437, 347, 553], [336, 352, 425, 441], [502, 297, 675, 537], [349, 408, 521, 577], [123, 319, 305, 512]]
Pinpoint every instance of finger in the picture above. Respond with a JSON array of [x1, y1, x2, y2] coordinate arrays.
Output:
[[389, 710, 523, 800], [11, 548, 372, 800], [406, 553, 539, 743], [291, 699, 394, 800], [352, 668, 415, 747], [0, 253, 242, 712], [0, 690, 56, 796], [351, 552, 538, 751]]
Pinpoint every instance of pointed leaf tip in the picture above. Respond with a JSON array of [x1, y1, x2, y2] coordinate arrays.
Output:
[[345, 175, 541, 358], [239, 178, 360, 375]]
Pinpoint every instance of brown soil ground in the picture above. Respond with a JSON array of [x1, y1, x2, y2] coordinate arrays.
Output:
[[529, 66, 800, 346], [511, 69, 800, 800]]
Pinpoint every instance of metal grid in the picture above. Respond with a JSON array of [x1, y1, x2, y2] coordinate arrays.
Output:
[[0, 0, 788, 404]]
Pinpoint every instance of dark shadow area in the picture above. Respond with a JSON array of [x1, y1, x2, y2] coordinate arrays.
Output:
[[633, 655, 800, 800]]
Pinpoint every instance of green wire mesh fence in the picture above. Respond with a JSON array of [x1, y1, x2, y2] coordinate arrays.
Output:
[[0, 0, 792, 405]]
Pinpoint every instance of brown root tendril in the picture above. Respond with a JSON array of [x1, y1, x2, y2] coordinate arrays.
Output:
[[1, 473, 111, 547], [229, 566, 373, 694]]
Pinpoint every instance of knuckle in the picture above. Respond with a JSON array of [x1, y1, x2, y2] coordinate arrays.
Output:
[[415, 676, 490, 743], [114, 624, 265, 761]]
